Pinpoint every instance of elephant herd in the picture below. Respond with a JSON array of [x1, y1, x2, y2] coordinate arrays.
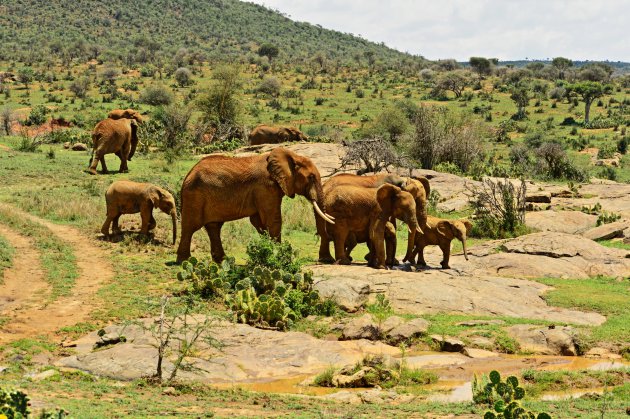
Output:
[[92, 109, 471, 269]]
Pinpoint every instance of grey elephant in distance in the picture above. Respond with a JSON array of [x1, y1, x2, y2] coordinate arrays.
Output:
[[101, 180, 177, 244]]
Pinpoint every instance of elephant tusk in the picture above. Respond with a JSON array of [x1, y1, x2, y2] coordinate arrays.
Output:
[[416, 226, 423, 234], [313, 201, 335, 224], [325, 213, 335, 220]]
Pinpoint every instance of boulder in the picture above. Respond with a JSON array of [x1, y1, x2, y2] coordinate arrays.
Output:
[[526, 202, 551, 211], [506, 325, 577, 356], [332, 366, 376, 388], [525, 210, 597, 234], [29, 369, 59, 381], [340, 314, 380, 341], [63, 142, 71, 149], [71, 142, 88, 151], [431, 335, 465, 352], [323, 391, 362, 404], [582, 221, 630, 241], [526, 191, 552, 203], [462, 348, 500, 359], [380, 316, 405, 334], [313, 276, 370, 312], [386, 318, 430, 345]]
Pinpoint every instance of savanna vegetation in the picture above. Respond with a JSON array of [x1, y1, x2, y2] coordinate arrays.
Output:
[[0, 0, 630, 417]]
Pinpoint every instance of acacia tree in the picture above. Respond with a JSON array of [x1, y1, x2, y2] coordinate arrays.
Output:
[[258, 43, 279, 61], [510, 83, 531, 120], [567, 81, 612, 124], [469, 57, 496, 77], [551, 57, 573, 80], [434, 70, 471, 98]]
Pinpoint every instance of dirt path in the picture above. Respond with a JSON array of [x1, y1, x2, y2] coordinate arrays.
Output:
[[0, 203, 113, 344]]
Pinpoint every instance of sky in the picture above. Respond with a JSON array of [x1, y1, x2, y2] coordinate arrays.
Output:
[[248, 0, 629, 62]]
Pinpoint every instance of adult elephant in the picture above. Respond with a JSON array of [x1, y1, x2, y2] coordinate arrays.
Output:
[[316, 173, 425, 265], [322, 183, 420, 269], [249, 124, 307, 145], [108, 108, 143, 122], [88, 114, 141, 175], [176, 147, 334, 263], [101, 180, 177, 244]]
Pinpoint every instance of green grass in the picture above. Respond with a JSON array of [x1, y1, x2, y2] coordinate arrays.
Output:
[[0, 233, 14, 278], [520, 368, 630, 398], [0, 207, 77, 299], [599, 239, 630, 251], [536, 277, 630, 348]]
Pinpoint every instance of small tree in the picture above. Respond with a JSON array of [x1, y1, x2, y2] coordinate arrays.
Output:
[[174, 67, 193, 87], [510, 83, 531, 120], [256, 76, 281, 97], [140, 84, 173, 106], [435, 70, 471, 98], [196, 65, 242, 127], [567, 81, 612, 124], [551, 57, 573, 80], [337, 138, 407, 175], [154, 102, 192, 151], [17, 67, 34, 89], [469, 57, 494, 77], [467, 178, 526, 239], [1, 106, 14, 135], [69, 77, 90, 98], [258, 43, 279, 61]]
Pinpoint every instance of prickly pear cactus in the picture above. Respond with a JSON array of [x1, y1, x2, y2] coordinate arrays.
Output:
[[477, 370, 552, 419], [0, 387, 30, 418]]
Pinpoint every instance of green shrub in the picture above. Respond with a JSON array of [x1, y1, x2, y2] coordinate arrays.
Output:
[[25, 104, 49, 126], [140, 84, 173, 106]]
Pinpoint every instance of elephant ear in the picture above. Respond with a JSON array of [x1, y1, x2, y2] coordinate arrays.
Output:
[[436, 220, 454, 238], [461, 219, 473, 235], [148, 186, 164, 206], [376, 183, 400, 216], [128, 120, 139, 160], [267, 148, 296, 198], [415, 176, 431, 198]]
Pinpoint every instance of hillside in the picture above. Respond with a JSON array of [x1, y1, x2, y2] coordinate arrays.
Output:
[[0, 0, 423, 66]]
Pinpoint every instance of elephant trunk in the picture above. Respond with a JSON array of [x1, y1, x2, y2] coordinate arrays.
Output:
[[462, 235, 469, 260], [170, 209, 178, 245], [404, 214, 420, 262]]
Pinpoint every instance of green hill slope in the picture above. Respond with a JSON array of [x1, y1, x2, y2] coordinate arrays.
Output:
[[0, 0, 423, 65]]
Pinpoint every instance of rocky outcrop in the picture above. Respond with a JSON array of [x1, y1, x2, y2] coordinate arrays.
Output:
[[506, 325, 578, 356], [581, 220, 630, 241], [56, 320, 400, 383], [313, 276, 370, 312], [310, 264, 605, 326], [525, 210, 598, 234]]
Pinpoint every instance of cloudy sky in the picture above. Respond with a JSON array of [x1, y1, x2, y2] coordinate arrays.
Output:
[[248, 0, 628, 61]]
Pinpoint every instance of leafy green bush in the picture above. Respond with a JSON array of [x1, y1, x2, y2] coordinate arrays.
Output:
[[25, 105, 49, 126], [140, 84, 173, 106]]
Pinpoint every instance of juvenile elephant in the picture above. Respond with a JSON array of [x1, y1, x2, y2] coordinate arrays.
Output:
[[248, 124, 307, 145], [176, 147, 334, 263], [404, 216, 472, 269], [101, 180, 177, 244], [108, 108, 143, 122], [88, 116, 141, 175], [322, 183, 420, 269], [400, 177, 430, 260]]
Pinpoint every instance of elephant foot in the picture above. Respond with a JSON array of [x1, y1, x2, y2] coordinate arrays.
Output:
[[335, 258, 352, 265], [119, 169, 129, 173], [388, 258, 400, 266], [87, 168, 98, 175], [441, 263, 451, 269], [318, 255, 335, 264], [373, 264, 387, 270]]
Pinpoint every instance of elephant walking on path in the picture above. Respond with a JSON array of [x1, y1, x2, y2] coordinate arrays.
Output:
[[101, 181, 177, 244]]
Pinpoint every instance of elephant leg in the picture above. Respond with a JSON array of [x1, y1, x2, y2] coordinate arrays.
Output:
[[385, 223, 398, 266], [101, 213, 116, 237], [204, 222, 226, 263], [100, 155, 109, 174], [249, 213, 266, 235], [148, 214, 157, 231], [140, 208, 152, 235], [343, 234, 356, 262], [439, 242, 451, 269], [119, 142, 131, 173], [112, 215, 122, 234], [88, 150, 102, 175], [176, 223, 196, 263], [333, 230, 351, 265]]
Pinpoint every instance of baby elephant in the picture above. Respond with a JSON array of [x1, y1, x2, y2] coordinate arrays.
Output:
[[101, 181, 177, 244], [404, 216, 472, 269]]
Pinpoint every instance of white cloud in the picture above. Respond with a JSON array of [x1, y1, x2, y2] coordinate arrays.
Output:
[[248, 0, 629, 61]]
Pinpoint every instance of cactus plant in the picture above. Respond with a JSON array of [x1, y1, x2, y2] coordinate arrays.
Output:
[[474, 370, 552, 419]]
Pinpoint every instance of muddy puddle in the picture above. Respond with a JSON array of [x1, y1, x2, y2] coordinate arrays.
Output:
[[210, 353, 629, 402]]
